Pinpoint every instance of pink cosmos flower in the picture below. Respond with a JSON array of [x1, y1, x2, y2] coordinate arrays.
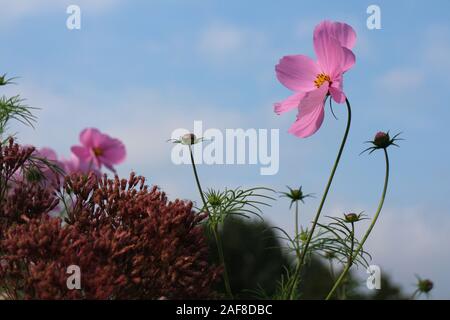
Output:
[[32, 147, 63, 185], [34, 147, 58, 163], [274, 20, 356, 138], [61, 155, 101, 176], [71, 128, 126, 172]]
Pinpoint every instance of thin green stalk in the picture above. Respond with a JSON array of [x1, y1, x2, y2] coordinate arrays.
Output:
[[288, 97, 352, 299], [188, 146, 233, 299], [189, 146, 208, 209], [341, 222, 355, 300], [212, 225, 233, 299], [295, 201, 300, 257], [290, 201, 301, 295], [410, 289, 419, 300], [328, 258, 343, 299], [328, 258, 336, 282], [326, 148, 390, 300]]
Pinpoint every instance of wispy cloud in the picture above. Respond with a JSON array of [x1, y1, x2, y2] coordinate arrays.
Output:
[[367, 206, 450, 298], [197, 22, 267, 63], [314, 203, 450, 298], [424, 25, 450, 72], [376, 68, 424, 92], [6, 84, 249, 170]]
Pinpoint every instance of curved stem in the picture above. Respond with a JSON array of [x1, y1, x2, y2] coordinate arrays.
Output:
[[188, 146, 234, 299], [189, 146, 208, 210], [326, 148, 390, 300], [288, 97, 352, 299]]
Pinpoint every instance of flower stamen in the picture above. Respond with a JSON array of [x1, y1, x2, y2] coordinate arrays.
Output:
[[314, 73, 331, 88], [92, 147, 103, 157]]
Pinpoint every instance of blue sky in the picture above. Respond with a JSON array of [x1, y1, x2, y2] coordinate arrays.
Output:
[[1, 0, 450, 298]]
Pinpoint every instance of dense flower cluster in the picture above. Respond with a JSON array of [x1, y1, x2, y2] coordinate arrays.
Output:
[[0, 138, 220, 300], [0, 138, 59, 232]]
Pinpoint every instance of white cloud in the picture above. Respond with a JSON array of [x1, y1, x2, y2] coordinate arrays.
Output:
[[324, 204, 450, 298], [272, 200, 450, 298], [377, 68, 424, 92], [374, 24, 450, 96], [295, 17, 319, 39], [366, 206, 450, 298], [5, 84, 248, 171], [424, 25, 450, 72], [198, 22, 266, 63]]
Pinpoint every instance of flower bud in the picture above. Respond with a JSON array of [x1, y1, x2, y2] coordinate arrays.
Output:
[[207, 194, 221, 207], [280, 186, 312, 208], [299, 230, 309, 242], [373, 131, 390, 148], [344, 213, 359, 223], [418, 279, 433, 293], [290, 189, 303, 201], [181, 133, 197, 145]]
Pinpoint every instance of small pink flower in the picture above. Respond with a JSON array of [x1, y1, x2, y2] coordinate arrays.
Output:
[[62, 155, 100, 176], [33, 147, 63, 185], [274, 20, 356, 138], [71, 128, 126, 172], [35, 147, 58, 162]]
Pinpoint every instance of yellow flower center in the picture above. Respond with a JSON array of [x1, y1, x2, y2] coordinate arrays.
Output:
[[314, 73, 331, 88], [93, 147, 103, 157]]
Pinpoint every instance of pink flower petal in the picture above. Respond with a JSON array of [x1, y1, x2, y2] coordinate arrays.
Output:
[[99, 159, 116, 173], [314, 31, 345, 78], [288, 104, 325, 138], [298, 84, 329, 115], [314, 20, 357, 50], [101, 141, 126, 163], [288, 85, 328, 138], [71, 146, 91, 163], [275, 55, 320, 92], [80, 128, 101, 148], [341, 47, 356, 73], [329, 86, 346, 104], [35, 147, 58, 161], [274, 92, 306, 115]]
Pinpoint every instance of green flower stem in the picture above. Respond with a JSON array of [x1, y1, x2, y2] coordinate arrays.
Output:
[[189, 146, 209, 210], [295, 201, 300, 257], [188, 146, 233, 300], [410, 289, 419, 300], [212, 225, 233, 299], [288, 97, 352, 300], [290, 200, 302, 294], [342, 222, 355, 300], [327, 258, 343, 299], [326, 148, 390, 300]]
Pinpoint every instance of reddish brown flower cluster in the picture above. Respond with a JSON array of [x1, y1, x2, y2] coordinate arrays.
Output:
[[0, 138, 220, 299], [0, 138, 59, 233]]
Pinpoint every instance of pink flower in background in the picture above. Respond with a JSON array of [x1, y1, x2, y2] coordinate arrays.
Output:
[[34, 147, 58, 163], [71, 128, 126, 172], [33, 147, 63, 184], [62, 155, 101, 176], [274, 20, 356, 138]]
